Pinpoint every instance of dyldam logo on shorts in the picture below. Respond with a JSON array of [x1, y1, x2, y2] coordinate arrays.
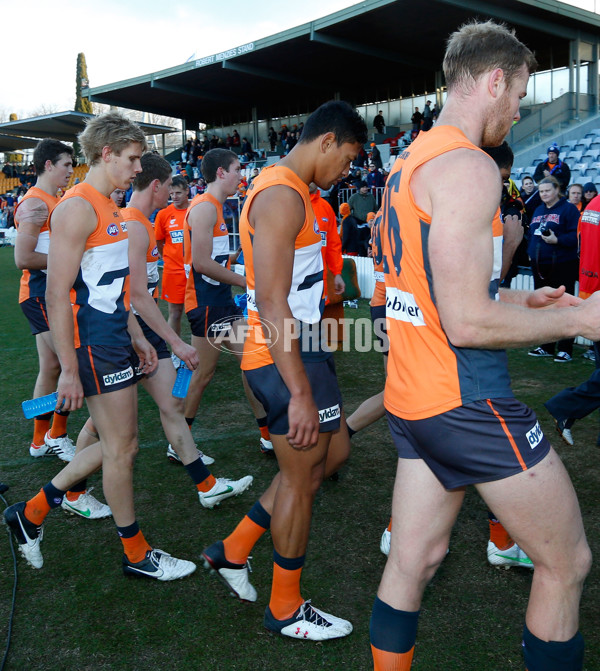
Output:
[[103, 367, 134, 386]]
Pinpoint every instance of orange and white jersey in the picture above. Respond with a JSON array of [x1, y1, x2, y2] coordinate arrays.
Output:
[[380, 125, 511, 420], [15, 186, 59, 303], [50, 182, 130, 348], [183, 191, 232, 309], [240, 164, 323, 370], [122, 207, 160, 314]]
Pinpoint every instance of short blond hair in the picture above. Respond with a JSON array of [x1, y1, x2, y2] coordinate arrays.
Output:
[[444, 21, 537, 93], [78, 111, 148, 166]]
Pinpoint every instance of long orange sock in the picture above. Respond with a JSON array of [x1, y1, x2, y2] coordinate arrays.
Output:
[[65, 490, 85, 502], [269, 563, 304, 620], [371, 646, 415, 670], [223, 515, 268, 564], [259, 425, 270, 440], [32, 415, 51, 446], [196, 474, 216, 493], [121, 531, 152, 563], [49, 411, 68, 439], [489, 518, 513, 550], [387, 518, 392, 532], [24, 489, 52, 525]]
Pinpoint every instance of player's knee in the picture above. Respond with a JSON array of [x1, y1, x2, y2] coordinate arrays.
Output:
[[39, 356, 61, 379]]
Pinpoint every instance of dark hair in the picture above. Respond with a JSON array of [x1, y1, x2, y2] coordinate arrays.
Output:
[[444, 20, 537, 92], [171, 175, 188, 190], [133, 153, 172, 191], [33, 139, 73, 175], [201, 148, 238, 184], [482, 141, 514, 171], [299, 100, 368, 147]]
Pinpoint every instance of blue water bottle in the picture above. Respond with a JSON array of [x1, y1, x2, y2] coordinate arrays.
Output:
[[22, 392, 59, 419], [172, 364, 193, 398], [234, 293, 248, 318]]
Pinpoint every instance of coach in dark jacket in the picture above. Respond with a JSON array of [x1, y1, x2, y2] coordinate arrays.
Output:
[[533, 143, 570, 193]]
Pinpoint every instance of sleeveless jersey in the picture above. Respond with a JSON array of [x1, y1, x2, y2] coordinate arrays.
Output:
[[369, 210, 386, 308], [15, 186, 59, 303], [183, 192, 233, 309], [240, 164, 324, 371], [51, 182, 131, 348], [122, 207, 160, 315], [379, 125, 512, 420], [154, 203, 186, 276]]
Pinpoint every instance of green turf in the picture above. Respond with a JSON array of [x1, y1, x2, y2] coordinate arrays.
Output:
[[0, 245, 598, 670]]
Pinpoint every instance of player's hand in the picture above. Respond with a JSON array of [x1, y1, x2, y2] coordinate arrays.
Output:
[[502, 214, 524, 247], [286, 394, 320, 450], [56, 370, 84, 412], [172, 341, 199, 370], [334, 275, 345, 295], [527, 285, 582, 309], [132, 337, 158, 374]]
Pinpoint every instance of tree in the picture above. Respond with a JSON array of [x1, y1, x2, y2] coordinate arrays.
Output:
[[75, 53, 93, 115]]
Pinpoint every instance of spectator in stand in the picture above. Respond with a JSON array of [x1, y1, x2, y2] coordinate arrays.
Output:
[[241, 137, 254, 162], [348, 181, 377, 223], [422, 100, 434, 131], [268, 127, 277, 151], [533, 143, 570, 193], [582, 182, 598, 210], [373, 110, 385, 134], [110, 188, 127, 207], [225, 134, 233, 148], [527, 176, 580, 362], [520, 174, 541, 223], [354, 146, 367, 169], [367, 167, 385, 190], [370, 143, 383, 170], [298, 122, 304, 137], [231, 130, 241, 147], [567, 183, 584, 212], [249, 168, 260, 184], [411, 107, 423, 135]]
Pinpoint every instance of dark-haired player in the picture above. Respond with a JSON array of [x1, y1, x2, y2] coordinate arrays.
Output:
[[203, 100, 367, 640]]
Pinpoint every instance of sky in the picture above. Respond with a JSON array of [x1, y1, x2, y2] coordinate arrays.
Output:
[[3, 0, 361, 120], [5, 0, 596, 121]]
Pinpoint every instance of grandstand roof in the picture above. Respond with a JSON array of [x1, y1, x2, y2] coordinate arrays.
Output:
[[0, 111, 176, 144], [0, 134, 39, 153], [85, 0, 600, 129]]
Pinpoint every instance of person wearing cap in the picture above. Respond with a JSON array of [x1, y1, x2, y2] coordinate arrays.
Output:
[[533, 143, 570, 193], [582, 182, 598, 211], [348, 180, 377, 223]]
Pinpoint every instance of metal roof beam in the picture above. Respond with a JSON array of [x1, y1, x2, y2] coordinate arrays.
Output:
[[310, 28, 437, 70], [151, 80, 241, 104], [221, 60, 318, 89], [441, 0, 589, 41]]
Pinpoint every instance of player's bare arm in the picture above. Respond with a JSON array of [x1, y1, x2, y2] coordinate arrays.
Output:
[[424, 149, 600, 348], [14, 198, 49, 270], [250, 185, 319, 450], [190, 201, 246, 288], [127, 218, 198, 369], [126, 311, 157, 375], [46, 197, 97, 410]]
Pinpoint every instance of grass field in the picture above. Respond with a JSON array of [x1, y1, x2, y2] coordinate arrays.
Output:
[[0, 244, 599, 670]]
